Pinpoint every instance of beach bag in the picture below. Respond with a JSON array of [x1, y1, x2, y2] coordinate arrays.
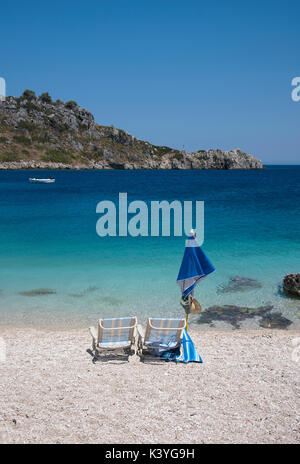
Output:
[[190, 297, 202, 314], [180, 295, 202, 314]]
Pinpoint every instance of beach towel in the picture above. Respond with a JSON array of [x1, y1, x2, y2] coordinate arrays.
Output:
[[161, 329, 203, 363]]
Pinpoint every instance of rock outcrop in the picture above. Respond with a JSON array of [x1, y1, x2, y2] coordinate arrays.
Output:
[[283, 274, 300, 297], [0, 92, 264, 170]]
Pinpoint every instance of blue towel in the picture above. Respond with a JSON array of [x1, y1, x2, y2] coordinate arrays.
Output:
[[161, 329, 203, 363]]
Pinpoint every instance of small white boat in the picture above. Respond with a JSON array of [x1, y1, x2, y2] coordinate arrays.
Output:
[[29, 178, 55, 184]]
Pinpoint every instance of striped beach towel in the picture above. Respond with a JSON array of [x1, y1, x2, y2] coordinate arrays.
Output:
[[161, 329, 203, 363]]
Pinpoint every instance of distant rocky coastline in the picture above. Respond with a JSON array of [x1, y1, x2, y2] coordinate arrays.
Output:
[[0, 148, 263, 170], [0, 91, 264, 170]]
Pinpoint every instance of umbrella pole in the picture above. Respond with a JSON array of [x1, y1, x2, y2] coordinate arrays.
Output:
[[185, 314, 189, 332]]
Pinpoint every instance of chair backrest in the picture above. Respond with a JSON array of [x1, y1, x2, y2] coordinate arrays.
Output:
[[144, 318, 186, 348], [98, 317, 137, 345]]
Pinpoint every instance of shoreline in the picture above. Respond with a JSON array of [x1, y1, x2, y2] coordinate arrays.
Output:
[[0, 327, 299, 444], [0, 163, 265, 171], [0, 324, 299, 333]]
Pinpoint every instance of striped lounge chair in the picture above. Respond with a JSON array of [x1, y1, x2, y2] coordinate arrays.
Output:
[[89, 316, 137, 359], [137, 317, 186, 358]]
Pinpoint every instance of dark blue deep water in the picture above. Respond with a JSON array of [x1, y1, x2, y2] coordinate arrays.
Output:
[[0, 166, 299, 329]]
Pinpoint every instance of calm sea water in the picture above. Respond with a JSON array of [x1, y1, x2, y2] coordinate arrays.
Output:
[[0, 166, 299, 329]]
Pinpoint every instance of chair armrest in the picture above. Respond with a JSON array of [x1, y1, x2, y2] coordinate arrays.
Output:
[[89, 326, 97, 342]]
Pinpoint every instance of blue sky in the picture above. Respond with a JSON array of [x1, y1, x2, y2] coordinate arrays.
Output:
[[0, 0, 299, 163]]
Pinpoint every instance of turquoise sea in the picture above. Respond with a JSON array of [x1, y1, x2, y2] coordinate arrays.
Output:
[[0, 166, 299, 330]]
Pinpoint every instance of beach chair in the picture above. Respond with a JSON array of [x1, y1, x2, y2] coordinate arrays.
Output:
[[89, 316, 137, 360], [137, 317, 186, 359]]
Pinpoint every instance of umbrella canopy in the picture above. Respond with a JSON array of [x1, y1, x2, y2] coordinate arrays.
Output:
[[177, 231, 215, 298]]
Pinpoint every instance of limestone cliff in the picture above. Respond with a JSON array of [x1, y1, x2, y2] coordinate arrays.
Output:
[[0, 91, 263, 170]]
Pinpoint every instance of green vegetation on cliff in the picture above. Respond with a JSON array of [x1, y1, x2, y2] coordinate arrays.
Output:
[[0, 90, 263, 170]]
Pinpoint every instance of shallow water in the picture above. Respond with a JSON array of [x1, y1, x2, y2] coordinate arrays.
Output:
[[0, 167, 299, 329]]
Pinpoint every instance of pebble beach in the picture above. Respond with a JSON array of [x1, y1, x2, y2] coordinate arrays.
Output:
[[0, 328, 299, 444]]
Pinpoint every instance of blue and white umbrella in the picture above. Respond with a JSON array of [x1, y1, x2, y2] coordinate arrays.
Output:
[[166, 230, 215, 363], [177, 231, 215, 299], [177, 231, 215, 331]]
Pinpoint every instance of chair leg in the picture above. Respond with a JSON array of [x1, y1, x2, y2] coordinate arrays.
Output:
[[133, 339, 138, 356], [137, 337, 143, 356]]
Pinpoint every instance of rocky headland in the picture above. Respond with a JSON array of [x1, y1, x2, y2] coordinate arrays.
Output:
[[0, 90, 264, 170]]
